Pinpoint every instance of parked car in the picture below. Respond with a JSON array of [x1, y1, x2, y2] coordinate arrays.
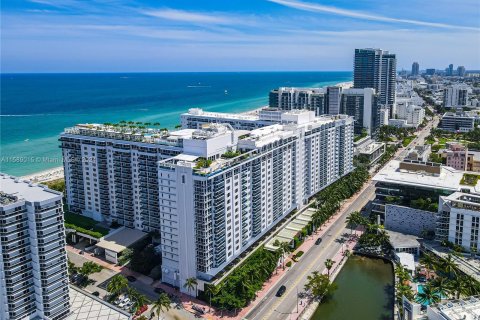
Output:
[[134, 305, 148, 316], [126, 275, 136, 282], [123, 301, 134, 310], [92, 291, 100, 297], [154, 287, 165, 294], [276, 285, 286, 297], [315, 237, 323, 245], [118, 298, 131, 308], [114, 296, 125, 305]]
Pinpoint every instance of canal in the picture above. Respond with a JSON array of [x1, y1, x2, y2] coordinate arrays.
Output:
[[312, 255, 394, 320]]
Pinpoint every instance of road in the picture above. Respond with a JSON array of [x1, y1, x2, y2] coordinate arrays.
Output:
[[397, 115, 439, 160], [246, 183, 376, 320]]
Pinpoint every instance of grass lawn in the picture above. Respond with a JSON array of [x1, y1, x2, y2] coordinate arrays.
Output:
[[64, 212, 109, 238], [402, 136, 415, 147]]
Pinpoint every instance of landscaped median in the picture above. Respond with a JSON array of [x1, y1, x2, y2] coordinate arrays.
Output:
[[64, 212, 109, 239]]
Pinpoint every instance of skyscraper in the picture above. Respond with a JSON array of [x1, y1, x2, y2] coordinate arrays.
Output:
[[447, 64, 454, 76], [0, 174, 70, 320], [411, 62, 419, 76], [353, 48, 397, 107], [457, 66, 466, 77]]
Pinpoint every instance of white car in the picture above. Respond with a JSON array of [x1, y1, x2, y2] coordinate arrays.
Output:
[[123, 301, 134, 310], [114, 296, 124, 305], [118, 298, 130, 308]]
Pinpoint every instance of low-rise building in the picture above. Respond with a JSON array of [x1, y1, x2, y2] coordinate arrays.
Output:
[[446, 143, 469, 171], [406, 145, 431, 162], [356, 139, 386, 165], [439, 112, 475, 132]]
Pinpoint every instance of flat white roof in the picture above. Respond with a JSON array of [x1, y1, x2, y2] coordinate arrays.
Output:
[[430, 296, 480, 320], [0, 173, 61, 203], [172, 154, 199, 162], [373, 160, 466, 191], [396, 252, 416, 272], [96, 227, 148, 253]]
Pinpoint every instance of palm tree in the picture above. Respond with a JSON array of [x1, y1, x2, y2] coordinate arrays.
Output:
[[205, 284, 219, 311], [416, 284, 441, 305], [106, 274, 128, 297], [395, 264, 411, 284], [324, 259, 335, 278], [274, 240, 291, 270], [449, 275, 469, 299], [183, 277, 198, 297], [396, 284, 414, 305], [439, 254, 459, 278], [132, 293, 148, 313], [430, 277, 452, 299], [152, 293, 171, 320], [420, 252, 437, 279], [345, 212, 359, 234]]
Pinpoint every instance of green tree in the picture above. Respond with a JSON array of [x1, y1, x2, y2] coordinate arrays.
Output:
[[345, 211, 359, 234], [420, 252, 437, 278], [416, 284, 441, 305], [304, 271, 337, 301], [430, 277, 453, 299], [324, 259, 335, 278], [79, 261, 103, 277], [152, 293, 171, 320], [183, 277, 198, 297], [274, 240, 291, 270], [439, 254, 459, 278], [106, 274, 128, 297]]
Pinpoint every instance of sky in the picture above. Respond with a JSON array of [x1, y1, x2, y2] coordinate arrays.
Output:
[[1, 0, 480, 73]]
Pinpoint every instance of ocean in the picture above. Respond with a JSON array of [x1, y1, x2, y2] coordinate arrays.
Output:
[[0, 72, 352, 176]]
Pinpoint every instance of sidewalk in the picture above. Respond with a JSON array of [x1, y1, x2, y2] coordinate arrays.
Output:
[[66, 179, 373, 320]]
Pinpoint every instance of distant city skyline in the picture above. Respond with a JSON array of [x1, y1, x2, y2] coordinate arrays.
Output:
[[1, 0, 479, 73]]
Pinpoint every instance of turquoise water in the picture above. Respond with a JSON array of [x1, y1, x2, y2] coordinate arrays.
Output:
[[0, 72, 351, 176], [312, 255, 394, 320], [416, 284, 445, 306]]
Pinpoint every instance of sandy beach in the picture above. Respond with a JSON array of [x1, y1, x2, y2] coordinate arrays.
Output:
[[21, 166, 64, 183]]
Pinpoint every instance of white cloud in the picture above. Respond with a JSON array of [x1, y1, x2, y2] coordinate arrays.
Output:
[[140, 8, 233, 25], [268, 0, 479, 31]]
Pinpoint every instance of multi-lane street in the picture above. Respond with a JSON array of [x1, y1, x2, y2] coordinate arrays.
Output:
[[246, 183, 376, 320]]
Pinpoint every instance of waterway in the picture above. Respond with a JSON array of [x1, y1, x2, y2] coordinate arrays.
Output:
[[312, 255, 394, 320]]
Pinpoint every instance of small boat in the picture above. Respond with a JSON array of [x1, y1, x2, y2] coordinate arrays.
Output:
[[224, 90, 228, 95], [24, 139, 29, 142]]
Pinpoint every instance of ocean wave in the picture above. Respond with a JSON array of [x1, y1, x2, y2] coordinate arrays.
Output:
[[187, 85, 211, 88]]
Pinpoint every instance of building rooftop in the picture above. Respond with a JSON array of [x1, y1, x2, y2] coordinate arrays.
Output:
[[67, 286, 130, 320], [429, 296, 480, 320], [95, 227, 148, 253], [387, 230, 421, 249], [183, 108, 260, 121], [373, 160, 474, 192], [0, 173, 62, 204]]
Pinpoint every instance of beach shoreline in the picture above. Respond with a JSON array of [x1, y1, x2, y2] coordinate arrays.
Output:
[[21, 166, 64, 183], [20, 80, 353, 182]]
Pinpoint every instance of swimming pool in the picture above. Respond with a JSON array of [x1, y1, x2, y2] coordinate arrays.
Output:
[[416, 284, 445, 306]]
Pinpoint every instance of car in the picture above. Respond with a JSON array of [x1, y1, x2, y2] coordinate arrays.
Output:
[[114, 296, 125, 305], [315, 237, 323, 245], [276, 285, 286, 297], [154, 287, 165, 294], [123, 301, 134, 310], [92, 291, 100, 297], [126, 275, 137, 282], [118, 298, 131, 308]]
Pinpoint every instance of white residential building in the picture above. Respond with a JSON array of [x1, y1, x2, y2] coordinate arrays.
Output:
[[444, 84, 469, 108], [60, 110, 354, 294], [0, 174, 70, 320], [269, 87, 379, 134], [396, 103, 425, 128], [437, 192, 480, 252]]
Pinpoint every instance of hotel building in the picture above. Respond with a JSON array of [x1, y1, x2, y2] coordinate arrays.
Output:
[[437, 192, 480, 252], [269, 87, 379, 134], [0, 174, 70, 320], [60, 110, 354, 293]]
